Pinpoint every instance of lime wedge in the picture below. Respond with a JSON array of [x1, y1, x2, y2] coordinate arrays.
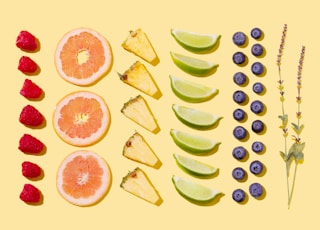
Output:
[[171, 29, 221, 53], [170, 52, 218, 76], [173, 153, 218, 177], [172, 104, 223, 129], [169, 75, 218, 103], [172, 175, 222, 202], [170, 129, 221, 154]]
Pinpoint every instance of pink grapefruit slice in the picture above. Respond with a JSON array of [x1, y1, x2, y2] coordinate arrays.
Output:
[[55, 28, 113, 86]]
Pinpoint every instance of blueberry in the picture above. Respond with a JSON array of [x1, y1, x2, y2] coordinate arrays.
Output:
[[233, 72, 247, 86], [233, 108, 246, 122], [250, 160, 264, 175], [252, 82, 264, 94], [232, 32, 247, 46], [252, 141, 264, 153], [233, 90, 247, 104], [232, 146, 247, 160], [251, 28, 263, 39], [251, 62, 265, 75], [232, 167, 246, 181], [249, 182, 264, 198], [250, 100, 264, 114], [251, 44, 264, 57], [233, 52, 247, 65], [252, 120, 265, 133], [232, 189, 246, 202], [233, 126, 247, 140]]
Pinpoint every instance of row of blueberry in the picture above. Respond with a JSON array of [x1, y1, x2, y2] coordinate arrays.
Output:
[[231, 28, 266, 203], [16, 30, 45, 204]]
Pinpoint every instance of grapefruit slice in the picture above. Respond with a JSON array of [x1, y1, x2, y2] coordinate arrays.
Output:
[[55, 28, 113, 86], [57, 150, 112, 206], [53, 91, 110, 147]]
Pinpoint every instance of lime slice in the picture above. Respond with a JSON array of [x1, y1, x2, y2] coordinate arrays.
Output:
[[172, 175, 222, 202], [171, 29, 221, 53], [170, 129, 221, 154], [169, 75, 218, 103], [172, 104, 223, 129], [173, 153, 218, 177], [170, 52, 218, 76]]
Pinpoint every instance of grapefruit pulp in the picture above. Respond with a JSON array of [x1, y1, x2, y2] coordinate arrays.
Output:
[[53, 91, 110, 147], [57, 150, 112, 206], [55, 28, 113, 86]]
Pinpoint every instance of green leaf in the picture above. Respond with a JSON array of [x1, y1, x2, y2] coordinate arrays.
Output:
[[280, 151, 287, 162], [295, 152, 304, 163], [286, 152, 295, 175], [291, 123, 304, 135], [278, 114, 288, 123]]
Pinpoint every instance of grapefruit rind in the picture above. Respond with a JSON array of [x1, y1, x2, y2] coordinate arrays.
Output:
[[53, 91, 110, 147], [56, 150, 112, 206], [55, 28, 113, 86]]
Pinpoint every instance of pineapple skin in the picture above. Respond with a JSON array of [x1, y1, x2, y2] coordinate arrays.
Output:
[[122, 28, 159, 65], [120, 167, 162, 205], [121, 95, 160, 133], [123, 132, 161, 168], [120, 61, 161, 99]]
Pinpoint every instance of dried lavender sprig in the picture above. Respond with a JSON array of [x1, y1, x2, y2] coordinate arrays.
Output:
[[277, 24, 288, 70]]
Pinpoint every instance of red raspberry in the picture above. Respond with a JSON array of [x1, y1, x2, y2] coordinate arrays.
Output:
[[22, 161, 42, 178], [20, 79, 43, 99], [19, 184, 41, 203], [16, 30, 38, 51], [18, 134, 45, 154], [19, 105, 44, 127], [18, 56, 38, 74]]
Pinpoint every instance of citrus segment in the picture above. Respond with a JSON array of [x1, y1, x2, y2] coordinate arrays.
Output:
[[170, 129, 221, 154], [172, 175, 222, 203], [170, 52, 218, 76], [169, 75, 218, 103], [55, 28, 112, 86], [171, 29, 221, 53], [57, 150, 111, 206], [53, 91, 110, 146], [173, 153, 218, 177], [172, 104, 223, 129]]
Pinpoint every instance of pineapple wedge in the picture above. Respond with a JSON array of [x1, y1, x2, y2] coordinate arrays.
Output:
[[121, 95, 160, 133], [123, 132, 161, 168], [122, 28, 159, 65], [120, 167, 162, 205], [119, 61, 162, 99]]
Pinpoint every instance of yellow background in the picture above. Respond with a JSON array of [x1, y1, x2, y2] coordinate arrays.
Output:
[[1, 0, 319, 229]]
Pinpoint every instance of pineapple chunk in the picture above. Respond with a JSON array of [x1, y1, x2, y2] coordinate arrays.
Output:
[[119, 61, 162, 99], [123, 132, 161, 168], [120, 167, 162, 205], [122, 28, 159, 65], [121, 95, 160, 133]]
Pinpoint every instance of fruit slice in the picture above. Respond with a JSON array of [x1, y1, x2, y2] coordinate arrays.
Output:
[[122, 28, 159, 65], [171, 29, 221, 53], [120, 167, 162, 205], [172, 175, 222, 203], [170, 129, 221, 154], [170, 52, 218, 76], [172, 104, 223, 129], [55, 28, 113, 86], [123, 132, 161, 168], [118, 61, 161, 98], [121, 95, 159, 133], [173, 153, 218, 177], [53, 91, 110, 147], [56, 150, 111, 206], [170, 75, 218, 103]]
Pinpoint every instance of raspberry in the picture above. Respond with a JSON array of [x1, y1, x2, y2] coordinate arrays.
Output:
[[19, 184, 41, 203], [18, 56, 38, 74], [22, 161, 42, 178], [19, 105, 44, 127], [20, 79, 43, 99], [16, 30, 38, 51], [18, 134, 45, 154]]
